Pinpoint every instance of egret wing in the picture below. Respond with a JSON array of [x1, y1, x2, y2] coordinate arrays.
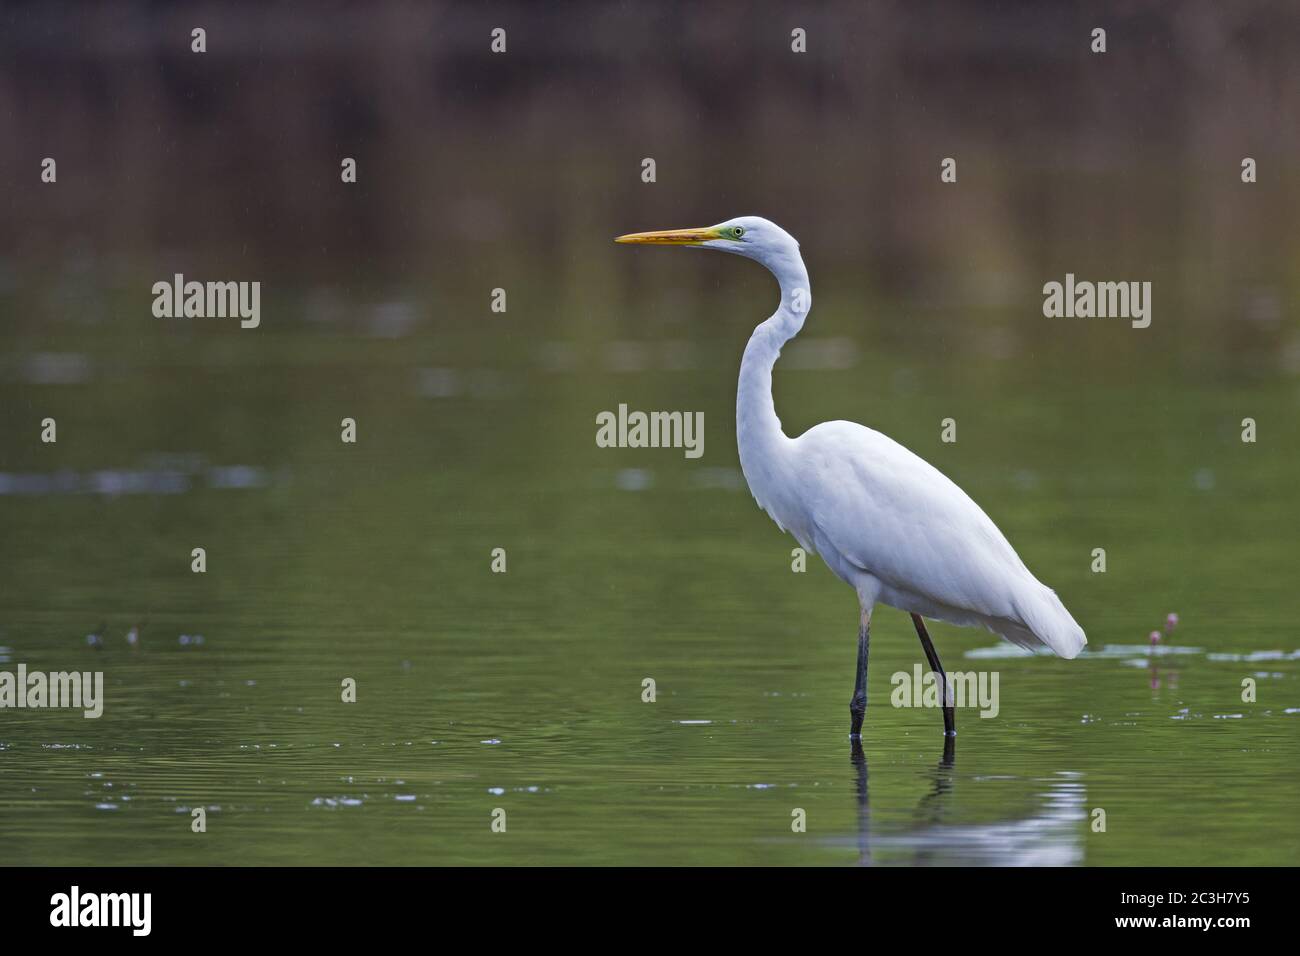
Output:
[[794, 420, 1032, 621]]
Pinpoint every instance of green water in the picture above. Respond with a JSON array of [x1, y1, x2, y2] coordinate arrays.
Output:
[[1, 294, 1296, 866]]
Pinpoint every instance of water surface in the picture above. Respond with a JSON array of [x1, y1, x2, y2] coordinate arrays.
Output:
[[1, 322, 1295, 866]]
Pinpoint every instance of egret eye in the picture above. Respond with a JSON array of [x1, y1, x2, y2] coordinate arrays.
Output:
[[734, 226, 745, 238]]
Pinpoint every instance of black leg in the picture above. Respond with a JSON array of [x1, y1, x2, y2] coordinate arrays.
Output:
[[849, 608, 870, 739], [911, 613, 955, 737]]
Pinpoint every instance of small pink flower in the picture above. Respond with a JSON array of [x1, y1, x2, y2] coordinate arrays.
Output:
[[1149, 630, 1162, 645], [1165, 612, 1179, 633]]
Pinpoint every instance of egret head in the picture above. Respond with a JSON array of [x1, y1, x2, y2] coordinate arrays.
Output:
[[615, 216, 799, 268]]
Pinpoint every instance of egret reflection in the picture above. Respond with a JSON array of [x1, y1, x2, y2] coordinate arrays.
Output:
[[845, 740, 1085, 866]]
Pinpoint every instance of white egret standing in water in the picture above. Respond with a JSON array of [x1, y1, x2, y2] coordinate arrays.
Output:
[[616, 217, 1086, 739]]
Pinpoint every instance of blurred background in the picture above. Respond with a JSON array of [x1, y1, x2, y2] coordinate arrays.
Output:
[[0, 1, 1296, 866]]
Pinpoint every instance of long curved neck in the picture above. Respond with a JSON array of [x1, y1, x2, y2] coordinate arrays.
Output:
[[736, 249, 810, 503]]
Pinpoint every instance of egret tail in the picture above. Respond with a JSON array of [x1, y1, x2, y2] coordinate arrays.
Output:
[[1008, 582, 1087, 659]]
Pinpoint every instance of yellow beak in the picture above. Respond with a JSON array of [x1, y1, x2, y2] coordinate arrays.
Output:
[[614, 226, 718, 245]]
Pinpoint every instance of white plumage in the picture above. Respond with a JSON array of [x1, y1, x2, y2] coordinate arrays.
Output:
[[617, 215, 1085, 737], [777, 420, 1085, 659]]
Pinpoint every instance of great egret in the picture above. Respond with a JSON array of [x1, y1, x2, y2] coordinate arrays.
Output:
[[616, 216, 1086, 739]]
